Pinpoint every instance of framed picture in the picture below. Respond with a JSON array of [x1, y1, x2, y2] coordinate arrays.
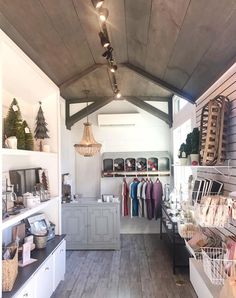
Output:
[[102, 194, 114, 202]]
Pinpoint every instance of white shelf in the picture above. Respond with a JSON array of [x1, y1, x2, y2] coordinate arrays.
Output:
[[102, 170, 171, 177], [172, 164, 231, 168], [172, 163, 232, 177], [2, 197, 60, 231], [2, 148, 57, 156]]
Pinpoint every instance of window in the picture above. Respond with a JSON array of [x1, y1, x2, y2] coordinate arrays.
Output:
[[173, 119, 192, 193], [174, 95, 188, 114]]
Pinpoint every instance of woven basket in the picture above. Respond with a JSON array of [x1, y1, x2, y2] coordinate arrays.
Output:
[[2, 246, 18, 292]]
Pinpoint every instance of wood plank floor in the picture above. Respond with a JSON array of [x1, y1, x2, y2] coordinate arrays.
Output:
[[53, 234, 197, 298]]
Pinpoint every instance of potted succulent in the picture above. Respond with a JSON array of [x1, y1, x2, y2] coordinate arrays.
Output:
[[190, 127, 200, 165], [178, 143, 188, 165]]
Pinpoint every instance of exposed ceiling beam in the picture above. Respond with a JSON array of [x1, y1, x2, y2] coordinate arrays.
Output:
[[66, 96, 170, 103], [59, 63, 104, 91], [125, 96, 170, 125], [66, 97, 113, 130], [168, 98, 173, 128], [67, 97, 110, 104], [125, 96, 170, 102], [121, 63, 195, 104]]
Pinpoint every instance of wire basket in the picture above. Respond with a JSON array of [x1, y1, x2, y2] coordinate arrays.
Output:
[[202, 247, 236, 285]]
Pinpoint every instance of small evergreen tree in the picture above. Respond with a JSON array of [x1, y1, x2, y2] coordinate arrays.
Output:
[[41, 171, 49, 191], [34, 102, 49, 151], [5, 98, 22, 137], [22, 120, 34, 150]]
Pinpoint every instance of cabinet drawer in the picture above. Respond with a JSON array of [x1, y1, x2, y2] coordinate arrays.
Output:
[[14, 277, 36, 298], [53, 240, 66, 290], [35, 256, 53, 298]]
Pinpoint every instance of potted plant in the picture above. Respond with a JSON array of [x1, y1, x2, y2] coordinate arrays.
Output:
[[186, 132, 192, 165], [178, 143, 188, 165], [190, 127, 200, 165]]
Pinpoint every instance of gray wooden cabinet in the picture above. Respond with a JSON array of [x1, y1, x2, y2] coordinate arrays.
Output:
[[62, 201, 120, 250]]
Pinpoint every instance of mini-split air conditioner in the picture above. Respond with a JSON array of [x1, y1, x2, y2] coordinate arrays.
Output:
[[98, 113, 141, 126]]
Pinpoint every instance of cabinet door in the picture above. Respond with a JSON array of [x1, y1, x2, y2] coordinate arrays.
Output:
[[88, 206, 118, 245], [35, 256, 53, 298], [14, 276, 36, 298], [53, 240, 66, 291], [62, 206, 87, 248]]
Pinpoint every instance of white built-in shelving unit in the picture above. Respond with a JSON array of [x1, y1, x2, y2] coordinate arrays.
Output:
[[0, 29, 61, 297]]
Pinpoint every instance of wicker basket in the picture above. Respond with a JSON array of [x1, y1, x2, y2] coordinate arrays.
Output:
[[2, 246, 18, 292]]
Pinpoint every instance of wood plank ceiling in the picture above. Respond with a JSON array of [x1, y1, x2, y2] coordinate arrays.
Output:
[[0, 0, 236, 121]]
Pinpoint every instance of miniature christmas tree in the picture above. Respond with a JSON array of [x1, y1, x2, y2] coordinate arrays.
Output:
[[34, 102, 49, 151], [5, 98, 22, 138], [17, 121, 26, 149], [41, 171, 49, 191], [22, 120, 34, 150]]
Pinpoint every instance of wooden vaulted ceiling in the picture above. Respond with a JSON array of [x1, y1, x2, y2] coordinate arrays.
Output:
[[0, 0, 236, 118]]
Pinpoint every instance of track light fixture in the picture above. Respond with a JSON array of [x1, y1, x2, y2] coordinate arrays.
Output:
[[115, 89, 121, 99], [99, 8, 109, 22], [93, 0, 121, 99], [102, 46, 113, 59], [91, 0, 104, 9], [110, 63, 117, 73], [98, 31, 110, 48]]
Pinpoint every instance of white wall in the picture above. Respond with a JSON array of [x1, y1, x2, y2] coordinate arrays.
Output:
[[62, 100, 171, 198], [60, 98, 75, 195]]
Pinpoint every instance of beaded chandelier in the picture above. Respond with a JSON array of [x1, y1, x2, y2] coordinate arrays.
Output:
[[74, 91, 101, 157]]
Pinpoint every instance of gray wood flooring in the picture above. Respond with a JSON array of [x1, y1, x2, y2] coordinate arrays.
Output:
[[53, 234, 197, 298]]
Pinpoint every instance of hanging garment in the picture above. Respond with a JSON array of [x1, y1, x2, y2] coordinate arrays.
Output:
[[130, 180, 139, 217], [141, 181, 147, 218], [137, 180, 144, 217], [152, 179, 163, 220], [122, 179, 129, 216], [145, 179, 153, 220]]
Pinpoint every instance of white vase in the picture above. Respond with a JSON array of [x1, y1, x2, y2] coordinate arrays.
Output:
[[5, 136, 17, 149], [179, 158, 188, 166], [190, 154, 199, 165], [43, 144, 50, 152]]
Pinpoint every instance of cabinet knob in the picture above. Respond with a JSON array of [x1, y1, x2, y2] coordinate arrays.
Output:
[[45, 267, 49, 271], [23, 293, 28, 297]]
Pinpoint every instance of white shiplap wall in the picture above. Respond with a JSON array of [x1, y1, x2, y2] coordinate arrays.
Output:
[[196, 63, 236, 195]]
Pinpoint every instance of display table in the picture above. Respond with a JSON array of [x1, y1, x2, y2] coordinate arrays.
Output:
[[62, 199, 120, 250], [160, 203, 189, 274]]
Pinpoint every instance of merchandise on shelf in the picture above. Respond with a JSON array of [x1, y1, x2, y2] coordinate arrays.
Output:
[[194, 195, 230, 227]]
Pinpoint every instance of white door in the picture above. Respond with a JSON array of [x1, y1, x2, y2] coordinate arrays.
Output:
[[88, 206, 117, 245], [62, 206, 88, 248], [53, 240, 66, 291], [35, 256, 53, 298]]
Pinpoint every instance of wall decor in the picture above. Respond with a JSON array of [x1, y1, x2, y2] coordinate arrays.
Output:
[[200, 95, 229, 165]]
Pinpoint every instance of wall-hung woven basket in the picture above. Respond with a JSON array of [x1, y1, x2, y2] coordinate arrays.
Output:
[[200, 95, 229, 166]]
